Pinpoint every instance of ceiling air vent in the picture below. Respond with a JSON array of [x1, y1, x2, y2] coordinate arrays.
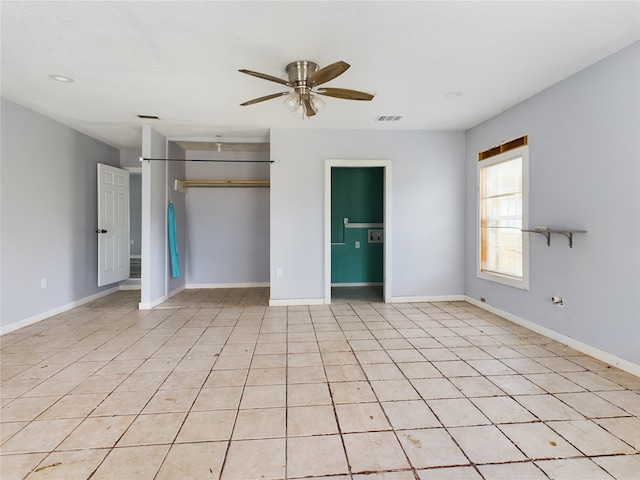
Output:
[[375, 115, 402, 122]]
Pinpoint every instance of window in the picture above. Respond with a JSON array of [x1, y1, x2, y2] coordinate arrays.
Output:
[[478, 143, 529, 289]]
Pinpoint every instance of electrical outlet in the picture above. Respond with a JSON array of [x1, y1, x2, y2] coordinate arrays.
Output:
[[276, 268, 283, 277], [355, 241, 360, 249], [41, 278, 47, 289]]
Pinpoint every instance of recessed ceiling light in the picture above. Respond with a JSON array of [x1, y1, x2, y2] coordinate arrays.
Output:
[[444, 91, 462, 99], [48, 74, 74, 83]]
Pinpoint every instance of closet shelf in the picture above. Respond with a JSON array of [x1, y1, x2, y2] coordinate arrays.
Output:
[[174, 179, 269, 192], [522, 227, 587, 248], [345, 221, 383, 229]]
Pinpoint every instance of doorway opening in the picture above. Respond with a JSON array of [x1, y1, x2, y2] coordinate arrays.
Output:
[[129, 172, 142, 279], [119, 168, 142, 292], [324, 160, 392, 304]]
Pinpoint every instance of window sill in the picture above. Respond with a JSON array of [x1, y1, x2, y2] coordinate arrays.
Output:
[[477, 270, 529, 290]]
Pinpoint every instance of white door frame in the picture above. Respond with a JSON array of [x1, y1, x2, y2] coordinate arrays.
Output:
[[324, 159, 392, 304]]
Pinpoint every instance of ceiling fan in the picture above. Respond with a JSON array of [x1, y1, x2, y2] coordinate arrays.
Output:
[[239, 61, 374, 118]]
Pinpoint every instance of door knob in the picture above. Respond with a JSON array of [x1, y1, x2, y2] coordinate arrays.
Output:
[[96, 229, 108, 233]]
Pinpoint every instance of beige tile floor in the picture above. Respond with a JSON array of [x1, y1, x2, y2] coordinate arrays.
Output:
[[1, 288, 639, 480]]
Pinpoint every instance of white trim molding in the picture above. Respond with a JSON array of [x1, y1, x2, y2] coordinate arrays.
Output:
[[269, 298, 325, 307], [139, 295, 167, 310], [391, 295, 466, 304], [0, 287, 119, 335], [465, 296, 640, 377], [186, 282, 269, 289], [324, 159, 392, 305]]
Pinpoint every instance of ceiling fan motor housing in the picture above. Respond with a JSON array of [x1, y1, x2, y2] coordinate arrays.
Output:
[[286, 61, 318, 95]]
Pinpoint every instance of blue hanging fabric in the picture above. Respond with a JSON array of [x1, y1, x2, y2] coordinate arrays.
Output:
[[168, 201, 180, 278]]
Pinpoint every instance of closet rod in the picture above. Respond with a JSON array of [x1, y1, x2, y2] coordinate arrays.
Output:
[[182, 180, 269, 187], [174, 179, 269, 191], [140, 157, 274, 163]]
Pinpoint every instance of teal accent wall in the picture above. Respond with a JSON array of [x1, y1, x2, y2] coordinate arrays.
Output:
[[331, 167, 384, 284]]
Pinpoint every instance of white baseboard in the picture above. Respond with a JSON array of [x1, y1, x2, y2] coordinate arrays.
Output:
[[186, 282, 269, 289], [0, 287, 119, 335], [391, 295, 466, 303], [138, 285, 185, 310], [139, 295, 167, 310], [268, 294, 465, 307], [465, 296, 640, 377], [269, 298, 325, 307], [119, 284, 141, 290]]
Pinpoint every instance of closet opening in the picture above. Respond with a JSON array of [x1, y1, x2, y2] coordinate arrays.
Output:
[[174, 140, 270, 290]]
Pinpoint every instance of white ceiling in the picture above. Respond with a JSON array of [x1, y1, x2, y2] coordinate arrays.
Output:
[[1, 1, 638, 149]]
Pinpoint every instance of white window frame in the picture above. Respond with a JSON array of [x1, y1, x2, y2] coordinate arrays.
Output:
[[477, 145, 529, 290]]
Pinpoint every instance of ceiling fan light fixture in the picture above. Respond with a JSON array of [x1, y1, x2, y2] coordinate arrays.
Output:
[[294, 102, 307, 119], [283, 93, 301, 112], [310, 94, 325, 113]]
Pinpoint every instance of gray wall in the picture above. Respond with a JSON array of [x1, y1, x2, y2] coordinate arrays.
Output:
[[183, 150, 270, 285], [465, 42, 640, 364], [120, 147, 142, 169], [270, 129, 466, 301], [1, 98, 120, 329]]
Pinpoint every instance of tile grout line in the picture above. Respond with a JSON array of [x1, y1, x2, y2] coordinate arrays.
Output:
[[313, 304, 355, 480], [214, 304, 262, 480]]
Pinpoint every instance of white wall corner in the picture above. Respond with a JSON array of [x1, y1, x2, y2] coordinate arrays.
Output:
[[138, 295, 167, 310], [465, 296, 640, 377], [169, 285, 186, 298]]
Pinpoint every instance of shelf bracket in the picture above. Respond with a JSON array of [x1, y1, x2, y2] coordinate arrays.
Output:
[[530, 230, 551, 246], [522, 228, 586, 248]]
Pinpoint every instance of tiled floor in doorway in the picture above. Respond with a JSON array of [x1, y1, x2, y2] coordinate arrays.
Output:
[[1, 289, 638, 479], [332, 286, 384, 303]]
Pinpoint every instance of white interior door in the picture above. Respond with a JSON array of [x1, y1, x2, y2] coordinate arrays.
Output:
[[98, 164, 130, 286]]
